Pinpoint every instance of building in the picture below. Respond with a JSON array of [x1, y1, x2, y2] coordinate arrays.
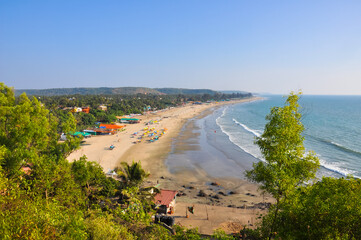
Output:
[[118, 118, 140, 124], [154, 190, 177, 214], [82, 107, 90, 113], [71, 107, 83, 113], [98, 105, 107, 111]]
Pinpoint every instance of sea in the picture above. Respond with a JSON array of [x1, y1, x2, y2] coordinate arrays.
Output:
[[166, 95, 361, 180]]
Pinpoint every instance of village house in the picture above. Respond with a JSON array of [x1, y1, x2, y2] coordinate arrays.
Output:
[[154, 189, 177, 215], [97, 105, 107, 111], [82, 107, 90, 113]]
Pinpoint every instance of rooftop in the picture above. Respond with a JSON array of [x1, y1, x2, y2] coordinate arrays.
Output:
[[154, 190, 177, 207]]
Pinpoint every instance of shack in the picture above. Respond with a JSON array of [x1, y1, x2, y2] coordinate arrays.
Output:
[[154, 190, 177, 214], [99, 124, 125, 129], [118, 118, 140, 124]]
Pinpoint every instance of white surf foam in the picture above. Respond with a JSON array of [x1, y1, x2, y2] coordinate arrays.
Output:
[[232, 119, 262, 137], [216, 111, 264, 161], [318, 157, 358, 178]]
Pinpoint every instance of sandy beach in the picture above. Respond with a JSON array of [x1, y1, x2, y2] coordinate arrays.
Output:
[[67, 97, 272, 235]]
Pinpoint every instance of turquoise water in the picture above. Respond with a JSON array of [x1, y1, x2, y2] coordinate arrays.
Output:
[[216, 95, 361, 179]]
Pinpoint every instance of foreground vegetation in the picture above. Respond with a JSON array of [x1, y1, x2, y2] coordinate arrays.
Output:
[[246, 93, 361, 240], [0, 83, 242, 239], [2, 82, 361, 239]]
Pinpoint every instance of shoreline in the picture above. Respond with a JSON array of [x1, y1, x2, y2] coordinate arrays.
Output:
[[67, 96, 272, 234]]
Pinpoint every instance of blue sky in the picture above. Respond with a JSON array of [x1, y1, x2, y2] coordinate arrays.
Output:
[[1, 1, 361, 94]]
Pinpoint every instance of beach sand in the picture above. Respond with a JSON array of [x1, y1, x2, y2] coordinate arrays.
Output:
[[67, 97, 272, 235]]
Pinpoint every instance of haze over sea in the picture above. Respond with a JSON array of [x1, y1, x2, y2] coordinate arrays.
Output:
[[167, 95, 361, 180]]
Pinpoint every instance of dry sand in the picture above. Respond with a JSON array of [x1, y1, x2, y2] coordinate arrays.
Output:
[[67, 97, 272, 235]]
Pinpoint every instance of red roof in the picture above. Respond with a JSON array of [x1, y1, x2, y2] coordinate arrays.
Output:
[[154, 190, 177, 207], [99, 124, 125, 129]]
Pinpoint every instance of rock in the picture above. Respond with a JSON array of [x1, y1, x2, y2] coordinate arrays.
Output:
[[197, 190, 206, 197], [228, 191, 236, 195], [210, 182, 220, 186], [218, 191, 226, 196], [212, 194, 221, 199]]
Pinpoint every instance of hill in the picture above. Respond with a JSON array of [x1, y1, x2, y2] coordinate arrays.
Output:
[[14, 87, 163, 96], [15, 87, 223, 96], [220, 90, 249, 94], [155, 88, 218, 95]]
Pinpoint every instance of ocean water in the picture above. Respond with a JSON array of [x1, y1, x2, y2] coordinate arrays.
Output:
[[165, 95, 361, 180], [217, 95, 361, 179]]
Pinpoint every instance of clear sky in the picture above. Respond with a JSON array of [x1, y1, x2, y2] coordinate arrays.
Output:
[[1, 1, 361, 94]]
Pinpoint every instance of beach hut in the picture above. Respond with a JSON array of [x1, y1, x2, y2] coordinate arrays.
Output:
[[91, 128, 117, 135], [72, 132, 91, 138], [118, 118, 140, 124], [83, 130, 97, 135], [99, 124, 125, 129], [154, 190, 177, 214]]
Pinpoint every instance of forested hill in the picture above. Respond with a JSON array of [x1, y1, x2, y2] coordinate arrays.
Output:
[[15, 87, 161, 96], [154, 88, 218, 95], [15, 87, 222, 96]]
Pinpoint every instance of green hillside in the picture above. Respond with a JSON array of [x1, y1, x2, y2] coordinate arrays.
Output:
[[15, 87, 163, 96], [155, 88, 218, 95], [15, 87, 223, 96]]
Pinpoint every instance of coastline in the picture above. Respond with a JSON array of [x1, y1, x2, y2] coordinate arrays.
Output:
[[67, 96, 272, 234]]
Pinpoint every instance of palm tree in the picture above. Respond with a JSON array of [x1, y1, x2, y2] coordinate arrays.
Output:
[[117, 161, 150, 187], [117, 161, 159, 215]]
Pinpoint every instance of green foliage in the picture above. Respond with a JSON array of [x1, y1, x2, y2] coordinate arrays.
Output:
[[0, 84, 59, 176], [76, 112, 96, 129], [247, 92, 319, 201], [29, 157, 86, 209], [15, 87, 228, 96], [85, 211, 135, 240], [0, 82, 250, 240], [0, 185, 88, 240], [212, 229, 235, 239], [246, 92, 320, 239], [273, 177, 361, 239], [71, 157, 119, 206], [247, 92, 361, 240], [172, 225, 204, 240], [117, 161, 150, 187]]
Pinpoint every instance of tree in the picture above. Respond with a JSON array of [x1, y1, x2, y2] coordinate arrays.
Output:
[[0, 83, 58, 176], [116, 161, 150, 187], [275, 177, 361, 239], [71, 156, 119, 207], [246, 92, 319, 239]]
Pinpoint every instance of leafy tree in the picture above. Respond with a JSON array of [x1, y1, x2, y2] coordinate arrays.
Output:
[[0, 84, 58, 176], [117, 161, 150, 187], [85, 210, 135, 240], [274, 177, 361, 239], [115, 161, 159, 224], [71, 156, 119, 207], [246, 92, 319, 239], [56, 112, 82, 158]]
